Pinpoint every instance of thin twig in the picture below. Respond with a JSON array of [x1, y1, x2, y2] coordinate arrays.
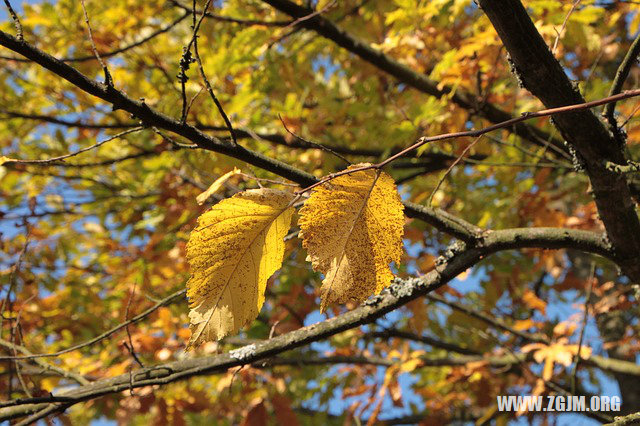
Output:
[[192, 0, 237, 145], [425, 293, 550, 344], [151, 127, 198, 149], [179, 0, 208, 123], [124, 281, 144, 368], [0, 12, 190, 63], [278, 114, 350, 165], [1, 127, 143, 166], [0, 289, 185, 361], [428, 135, 483, 205], [603, 30, 640, 144], [14, 402, 73, 426], [620, 101, 640, 128], [552, 0, 581, 54], [8, 295, 35, 398], [80, 0, 112, 86], [238, 172, 298, 187], [484, 134, 571, 167], [184, 86, 205, 120], [0, 221, 31, 337], [571, 262, 596, 394], [0, 339, 89, 385], [2, 0, 22, 40]]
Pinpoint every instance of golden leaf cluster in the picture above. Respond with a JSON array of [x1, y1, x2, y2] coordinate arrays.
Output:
[[185, 164, 405, 345]]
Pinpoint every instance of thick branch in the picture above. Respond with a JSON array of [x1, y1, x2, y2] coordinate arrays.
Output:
[[0, 227, 614, 421], [261, 0, 568, 157], [604, 411, 640, 426], [0, 30, 486, 240], [477, 1, 640, 413], [477, 0, 640, 282]]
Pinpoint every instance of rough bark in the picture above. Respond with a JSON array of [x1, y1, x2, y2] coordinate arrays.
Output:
[[477, 0, 640, 413]]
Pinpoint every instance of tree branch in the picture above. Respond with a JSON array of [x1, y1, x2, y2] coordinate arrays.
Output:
[[365, 329, 481, 355], [0, 289, 186, 362], [260, 0, 569, 158], [0, 12, 190, 63], [0, 29, 487, 240], [0, 227, 614, 422], [603, 30, 640, 143], [604, 411, 640, 426], [477, 0, 640, 283], [1, 127, 143, 165], [0, 339, 89, 386], [425, 293, 550, 344]]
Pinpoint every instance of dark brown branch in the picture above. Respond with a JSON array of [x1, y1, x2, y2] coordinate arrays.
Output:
[[0, 227, 615, 422], [477, 0, 640, 283], [425, 293, 550, 344], [603, 30, 640, 143], [260, 0, 569, 158], [365, 329, 481, 355], [2, 0, 22, 41]]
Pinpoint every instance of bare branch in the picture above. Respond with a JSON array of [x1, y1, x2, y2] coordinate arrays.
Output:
[[79, 0, 112, 86], [0, 227, 615, 422], [278, 114, 350, 165], [0, 12, 190, 63], [603, 30, 640, 144], [261, 0, 569, 158], [0, 289, 185, 361], [2, 0, 22, 41], [551, 0, 581, 54], [191, 0, 237, 144], [1, 127, 143, 166], [0, 339, 89, 386]]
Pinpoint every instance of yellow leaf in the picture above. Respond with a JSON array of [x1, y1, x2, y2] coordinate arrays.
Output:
[[186, 188, 295, 346], [400, 358, 423, 373], [298, 164, 404, 311], [0, 156, 14, 166], [196, 167, 241, 205], [522, 290, 547, 315], [513, 319, 535, 331], [40, 377, 60, 392]]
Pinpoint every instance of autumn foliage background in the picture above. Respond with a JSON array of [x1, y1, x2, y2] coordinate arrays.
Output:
[[1, 0, 640, 424]]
